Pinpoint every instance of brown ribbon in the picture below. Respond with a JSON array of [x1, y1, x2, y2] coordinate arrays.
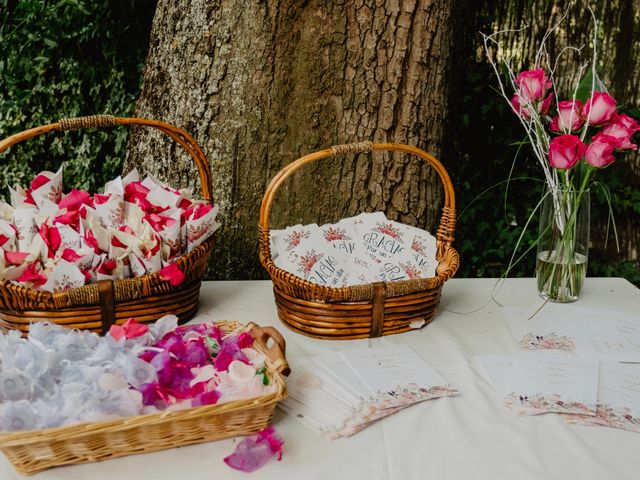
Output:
[[98, 280, 116, 334], [370, 282, 386, 338]]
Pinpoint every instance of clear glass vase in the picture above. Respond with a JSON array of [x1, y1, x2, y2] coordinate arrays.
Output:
[[535, 186, 590, 302]]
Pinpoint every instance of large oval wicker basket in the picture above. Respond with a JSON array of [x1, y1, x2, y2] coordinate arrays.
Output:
[[259, 142, 460, 340], [0, 115, 215, 335]]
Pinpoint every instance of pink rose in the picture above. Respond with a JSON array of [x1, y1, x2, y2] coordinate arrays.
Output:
[[580, 91, 617, 125], [539, 93, 554, 116], [511, 92, 553, 119], [515, 69, 552, 102], [550, 100, 584, 132], [584, 134, 617, 168], [600, 112, 640, 151], [511, 93, 531, 119], [548, 134, 586, 170]]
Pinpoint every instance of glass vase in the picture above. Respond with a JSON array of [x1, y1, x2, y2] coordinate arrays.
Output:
[[535, 186, 590, 303]]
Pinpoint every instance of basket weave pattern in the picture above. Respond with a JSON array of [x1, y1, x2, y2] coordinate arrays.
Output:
[[259, 142, 460, 340], [0, 115, 215, 334], [0, 321, 289, 476]]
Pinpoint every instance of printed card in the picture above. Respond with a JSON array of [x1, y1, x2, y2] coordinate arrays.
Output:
[[319, 220, 359, 255], [563, 362, 640, 432], [356, 215, 409, 262], [339, 345, 457, 401], [507, 306, 640, 361], [279, 344, 458, 439], [503, 351, 598, 416]]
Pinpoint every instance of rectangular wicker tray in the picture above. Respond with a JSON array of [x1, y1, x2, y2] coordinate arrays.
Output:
[[0, 321, 289, 476]]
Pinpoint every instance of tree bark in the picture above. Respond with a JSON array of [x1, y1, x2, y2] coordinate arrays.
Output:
[[126, 0, 456, 280]]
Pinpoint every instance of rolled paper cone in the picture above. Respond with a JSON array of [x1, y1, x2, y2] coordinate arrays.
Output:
[[0, 201, 14, 221], [9, 186, 28, 209], [3, 263, 29, 281], [0, 219, 17, 251], [124, 201, 146, 234], [33, 197, 60, 222], [128, 253, 146, 277], [40, 260, 86, 292], [104, 176, 124, 196], [95, 194, 125, 230], [121, 168, 140, 186], [81, 207, 111, 253], [57, 224, 83, 250], [140, 252, 162, 274], [13, 206, 38, 252], [30, 166, 63, 209], [110, 229, 136, 259], [186, 204, 220, 252], [157, 209, 181, 260]]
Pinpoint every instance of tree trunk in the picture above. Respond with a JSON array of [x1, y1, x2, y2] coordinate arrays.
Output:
[[125, 0, 456, 280]]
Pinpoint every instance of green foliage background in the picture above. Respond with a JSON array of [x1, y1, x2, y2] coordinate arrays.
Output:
[[0, 0, 154, 197]]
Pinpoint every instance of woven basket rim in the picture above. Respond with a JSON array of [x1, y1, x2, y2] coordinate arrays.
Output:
[[0, 320, 287, 446]]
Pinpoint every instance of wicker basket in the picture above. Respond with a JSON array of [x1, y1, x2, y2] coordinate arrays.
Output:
[[0, 115, 215, 335], [259, 142, 460, 340], [0, 321, 290, 476]]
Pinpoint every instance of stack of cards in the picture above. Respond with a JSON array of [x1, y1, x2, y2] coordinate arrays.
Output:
[[279, 345, 458, 439], [477, 353, 640, 433], [475, 306, 640, 433], [270, 212, 437, 287]]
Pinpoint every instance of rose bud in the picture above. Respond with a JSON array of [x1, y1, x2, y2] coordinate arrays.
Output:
[[550, 100, 584, 133], [548, 134, 586, 170], [601, 112, 640, 151], [515, 69, 552, 102], [580, 91, 617, 125], [584, 134, 618, 168]]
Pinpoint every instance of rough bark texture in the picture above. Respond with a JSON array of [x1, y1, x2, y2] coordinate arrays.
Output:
[[126, 0, 456, 279]]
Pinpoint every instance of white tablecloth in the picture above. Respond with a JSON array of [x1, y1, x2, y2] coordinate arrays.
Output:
[[2, 277, 640, 479]]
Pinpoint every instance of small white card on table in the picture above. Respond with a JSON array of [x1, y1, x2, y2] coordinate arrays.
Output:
[[503, 352, 599, 416]]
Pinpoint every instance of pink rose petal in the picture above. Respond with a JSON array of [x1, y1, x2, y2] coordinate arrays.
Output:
[[4, 251, 30, 266], [224, 426, 284, 473], [58, 188, 92, 211], [30, 174, 51, 190], [17, 263, 47, 287], [121, 318, 149, 339], [109, 324, 126, 341], [160, 263, 185, 286], [61, 248, 82, 262], [39, 223, 62, 258]]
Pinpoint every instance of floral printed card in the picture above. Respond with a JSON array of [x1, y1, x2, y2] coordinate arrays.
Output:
[[503, 351, 598, 416], [507, 306, 640, 361], [271, 224, 319, 260], [319, 220, 360, 255], [563, 362, 640, 432], [279, 345, 458, 439], [339, 345, 459, 404], [506, 306, 579, 351]]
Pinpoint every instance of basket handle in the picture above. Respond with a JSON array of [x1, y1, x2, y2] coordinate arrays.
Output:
[[248, 323, 291, 376], [259, 142, 456, 245], [0, 115, 213, 202]]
